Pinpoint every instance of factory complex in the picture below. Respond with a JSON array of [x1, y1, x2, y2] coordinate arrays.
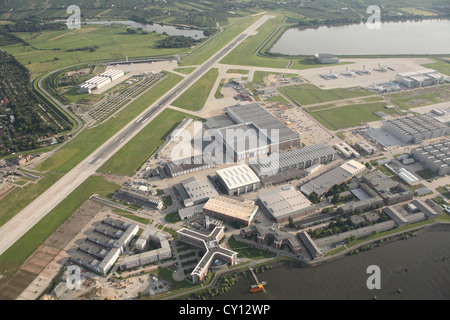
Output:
[[78, 69, 125, 94]]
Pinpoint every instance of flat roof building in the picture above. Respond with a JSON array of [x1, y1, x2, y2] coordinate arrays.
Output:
[[216, 122, 271, 162], [70, 218, 138, 275], [412, 139, 450, 176], [395, 69, 445, 88], [250, 143, 336, 177], [240, 224, 302, 254], [382, 114, 449, 144], [362, 170, 414, 205], [177, 227, 237, 283], [258, 185, 314, 223], [176, 176, 219, 207], [315, 53, 339, 64], [226, 103, 301, 150], [300, 160, 366, 196], [298, 231, 323, 260], [202, 195, 258, 227], [164, 154, 215, 178], [216, 164, 261, 196]]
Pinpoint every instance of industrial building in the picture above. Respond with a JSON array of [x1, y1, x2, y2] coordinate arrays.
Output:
[[395, 69, 445, 88], [334, 141, 360, 158], [362, 170, 414, 205], [258, 185, 315, 223], [216, 122, 271, 162], [69, 218, 139, 275], [355, 141, 377, 155], [178, 203, 205, 220], [397, 168, 420, 185], [382, 114, 449, 144], [164, 154, 215, 178], [216, 163, 261, 196], [411, 139, 450, 176], [113, 187, 163, 210], [175, 176, 219, 207], [119, 227, 172, 270], [78, 69, 124, 94], [300, 160, 366, 197], [338, 183, 383, 215], [297, 231, 323, 260], [250, 143, 336, 177], [314, 53, 339, 64], [177, 227, 237, 283], [240, 224, 302, 254], [226, 103, 301, 150], [202, 195, 258, 227]]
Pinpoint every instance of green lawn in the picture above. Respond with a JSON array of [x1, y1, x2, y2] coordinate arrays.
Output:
[[278, 83, 372, 106], [173, 67, 196, 74], [172, 68, 218, 111], [180, 15, 260, 66], [0, 172, 64, 228], [6, 24, 189, 78], [0, 175, 120, 276], [219, 15, 288, 69], [97, 108, 204, 176], [387, 84, 450, 109], [423, 58, 450, 76], [35, 72, 183, 173], [266, 94, 291, 106], [309, 102, 393, 130]]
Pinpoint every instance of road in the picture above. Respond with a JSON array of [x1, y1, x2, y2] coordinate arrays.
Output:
[[0, 14, 275, 257]]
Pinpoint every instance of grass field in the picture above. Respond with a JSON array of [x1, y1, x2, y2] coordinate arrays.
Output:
[[173, 67, 196, 74], [309, 102, 394, 130], [180, 15, 260, 66], [219, 15, 289, 69], [35, 72, 183, 173], [97, 109, 204, 176], [387, 84, 450, 109], [422, 59, 450, 76], [5, 24, 190, 78], [278, 83, 372, 106], [0, 175, 119, 276], [0, 172, 64, 228], [172, 68, 219, 111]]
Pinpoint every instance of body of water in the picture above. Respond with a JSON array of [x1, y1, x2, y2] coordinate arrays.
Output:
[[270, 19, 450, 55], [215, 227, 450, 300], [83, 20, 206, 39]]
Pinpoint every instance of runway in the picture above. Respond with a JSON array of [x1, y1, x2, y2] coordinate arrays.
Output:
[[0, 14, 276, 257]]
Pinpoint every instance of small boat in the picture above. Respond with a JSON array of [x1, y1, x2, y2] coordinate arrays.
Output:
[[250, 282, 266, 293], [250, 285, 264, 293]]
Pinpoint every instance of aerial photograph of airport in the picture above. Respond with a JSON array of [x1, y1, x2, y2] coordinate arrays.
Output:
[[0, 0, 449, 308]]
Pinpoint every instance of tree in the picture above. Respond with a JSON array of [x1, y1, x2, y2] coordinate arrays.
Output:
[[288, 216, 294, 228]]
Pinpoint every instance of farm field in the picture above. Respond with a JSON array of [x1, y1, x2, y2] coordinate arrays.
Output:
[[278, 83, 372, 106]]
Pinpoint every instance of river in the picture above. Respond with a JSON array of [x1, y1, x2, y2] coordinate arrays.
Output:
[[214, 226, 450, 300], [270, 19, 450, 55]]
